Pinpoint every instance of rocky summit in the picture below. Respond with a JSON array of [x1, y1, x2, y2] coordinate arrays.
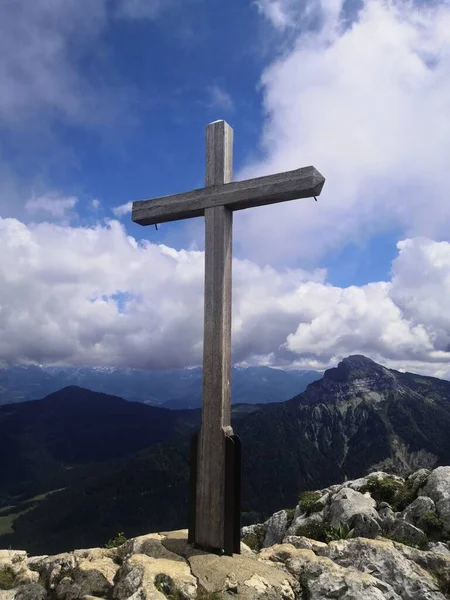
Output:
[[3, 467, 450, 599]]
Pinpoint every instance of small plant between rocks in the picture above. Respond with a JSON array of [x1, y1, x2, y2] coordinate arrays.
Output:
[[325, 522, 355, 542], [299, 491, 323, 515], [242, 530, 264, 552], [384, 530, 429, 550], [421, 511, 444, 540], [105, 531, 128, 548], [360, 476, 404, 507], [0, 567, 15, 590], [155, 573, 184, 600], [285, 508, 296, 527], [296, 520, 328, 542]]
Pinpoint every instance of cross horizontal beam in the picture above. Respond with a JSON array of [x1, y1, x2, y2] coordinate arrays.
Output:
[[132, 165, 325, 226]]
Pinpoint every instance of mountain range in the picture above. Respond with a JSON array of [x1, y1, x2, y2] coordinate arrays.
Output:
[[0, 364, 320, 408], [2, 354, 450, 555]]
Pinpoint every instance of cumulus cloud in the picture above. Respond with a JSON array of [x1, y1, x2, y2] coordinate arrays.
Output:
[[0, 216, 449, 377], [0, 0, 171, 127], [112, 202, 133, 217], [235, 0, 450, 265], [0, 0, 107, 126], [25, 193, 78, 220], [255, 0, 309, 29]]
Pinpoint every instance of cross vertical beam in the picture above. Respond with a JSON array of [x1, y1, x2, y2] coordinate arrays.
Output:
[[195, 121, 234, 550]]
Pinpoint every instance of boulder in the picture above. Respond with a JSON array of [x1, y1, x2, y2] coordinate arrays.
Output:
[[327, 487, 378, 528], [388, 519, 427, 548], [408, 469, 431, 495], [282, 536, 328, 553], [342, 476, 369, 492], [55, 557, 118, 600], [423, 467, 450, 531], [321, 537, 447, 599], [378, 502, 396, 525], [188, 545, 297, 600], [241, 523, 266, 552], [263, 509, 288, 548], [287, 511, 324, 538], [402, 496, 436, 526], [13, 583, 47, 599], [352, 513, 382, 538], [429, 542, 450, 555], [262, 544, 399, 599], [114, 553, 197, 600]]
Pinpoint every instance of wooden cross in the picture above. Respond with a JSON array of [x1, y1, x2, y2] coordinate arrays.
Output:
[[132, 120, 325, 554]]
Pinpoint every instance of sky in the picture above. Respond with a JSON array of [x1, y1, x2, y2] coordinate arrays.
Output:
[[1, 0, 450, 378]]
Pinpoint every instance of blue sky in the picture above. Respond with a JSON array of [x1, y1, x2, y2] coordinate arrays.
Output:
[[1, 0, 450, 377]]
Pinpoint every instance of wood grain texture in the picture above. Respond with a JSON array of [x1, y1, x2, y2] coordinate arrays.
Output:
[[195, 121, 233, 550], [132, 165, 325, 226]]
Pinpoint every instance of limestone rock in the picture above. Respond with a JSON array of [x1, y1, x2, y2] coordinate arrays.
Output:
[[327, 487, 378, 527], [241, 523, 266, 551], [118, 532, 183, 562], [321, 537, 446, 599], [423, 467, 450, 532], [263, 509, 288, 547], [55, 557, 118, 600], [114, 553, 196, 600], [352, 513, 382, 538], [388, 519, 427, 547], [429, 542, 450, 555], [287, 511, 323, 537], [403, 496, 436, 526], [378, 502, 396, 524], [13, 583, 47, 599], [267, 544, 400, 599], [188, 545, 297, 600], [29, 552, 78, 591], [342, 476, 369, 491], [408, 469, 431, 495], [282, 535, 328, 553]]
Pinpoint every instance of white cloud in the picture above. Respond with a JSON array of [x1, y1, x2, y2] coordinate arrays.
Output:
[[207, 85, 234, 112], [236, 0, 450, 265], [0, 0, 170, 128], [0, 216, 449, 378], [91, 199, 101, 210], [0, 0, 108, 126], [112, 202, 133, 217], [26, 193, 78, 220]]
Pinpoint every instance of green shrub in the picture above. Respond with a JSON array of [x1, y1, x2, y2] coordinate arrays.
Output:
[[421, 511, 443, 538], [326, 522, 354, 542], [295, 520, 327, 542], [394, 479, 416, 511], [299, 491, 323, 516], [154, 573, 185, 599], [0, 567, 15, 590], [105, 531, 128, 548], [361, 477, 404, 507], [242, 532, 263, 552], [285, 508, 296, 527], [384, 531, 428, 550]]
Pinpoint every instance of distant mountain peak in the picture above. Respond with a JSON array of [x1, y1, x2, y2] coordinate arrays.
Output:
[[324, 354, 391, 384]]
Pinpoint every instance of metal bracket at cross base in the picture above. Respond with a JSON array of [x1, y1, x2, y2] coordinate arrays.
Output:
[[188, 431, 242, 556]]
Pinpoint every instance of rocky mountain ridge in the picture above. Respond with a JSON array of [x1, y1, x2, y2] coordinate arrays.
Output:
[[4, 467, 450, 599], [0, 364, 320, 408], [4, 355, 450, 555]]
